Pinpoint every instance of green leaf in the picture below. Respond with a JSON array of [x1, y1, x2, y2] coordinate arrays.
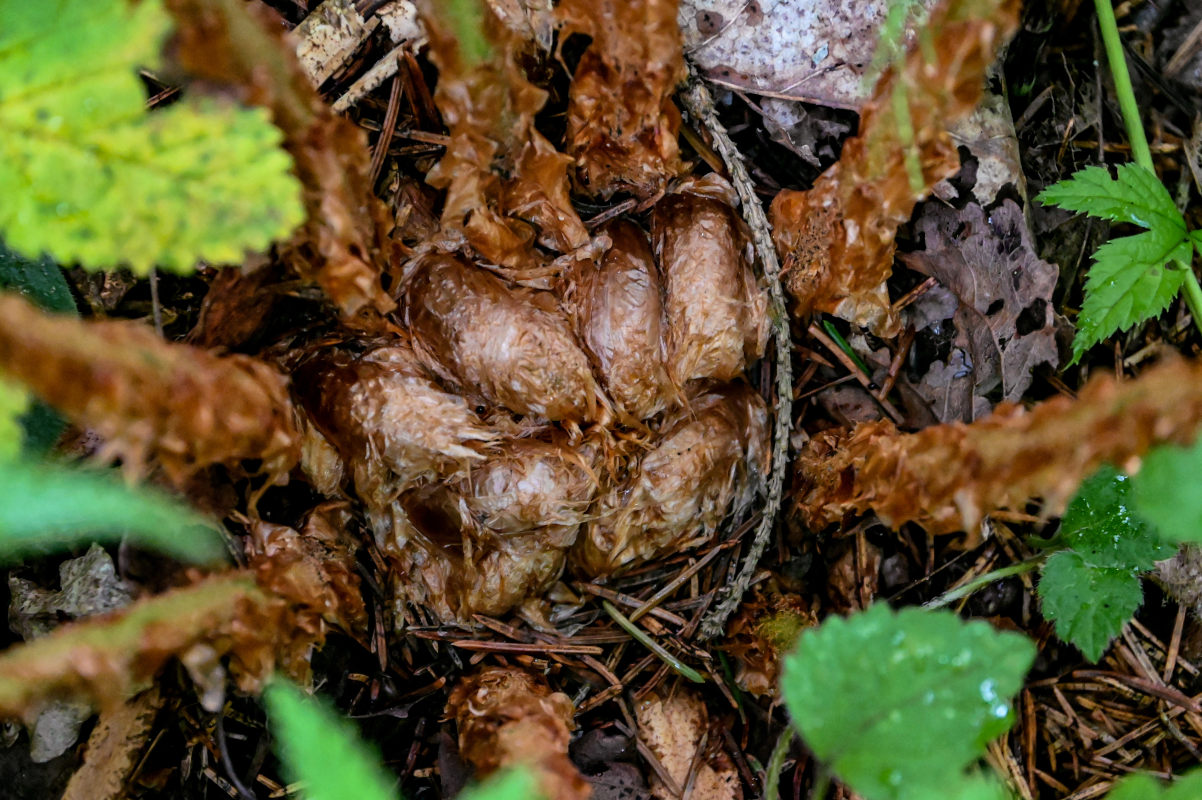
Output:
[[460, 769, 542, 800], [263, 679, 396, 800], [1037, 164, 1185, 233], [1107, 768, 1202, 800], [0, 376, 29, 462], [0, 458, 226, 563], [1058, 466, 1174, 571], [780, 605, 1035, 800], [1133, 436, 1202, 544], [1069, 228, 1193, 364], [0, 0, 304, 274], [1037, 550, 1142, 661]]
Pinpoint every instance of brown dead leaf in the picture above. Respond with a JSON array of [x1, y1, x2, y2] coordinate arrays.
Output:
[[722, 593, 816, 697], [575, 384, 769, 576], [652, 176, 768, 387], [448, 667, 589, 800], [769, 0, 1021, 334], [404, 254, 609, 423], [0, 294, 301, 483], [378, 434, 600, 620], [635, 690, 742, 800], [795, 356, 1202, 541], [165, 0, 396, 319], [559, 0, 687, 198], [420, 0, 588, 273], [901, 199, 1059, 422]]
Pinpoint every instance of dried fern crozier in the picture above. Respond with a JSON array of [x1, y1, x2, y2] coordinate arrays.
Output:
[[566, 219, 673, 421], [404, 253, 608, 423], [575, 384, 770, 576], [652, 176, 768, 387]]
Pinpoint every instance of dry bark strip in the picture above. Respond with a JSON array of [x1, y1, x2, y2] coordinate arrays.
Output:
[[61, 687, 163, 800], [795, 356, 1202, 543]]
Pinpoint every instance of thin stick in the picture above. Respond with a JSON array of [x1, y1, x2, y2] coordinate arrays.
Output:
[[680, 66, 794, 640], [923, 558, 1042, 610]]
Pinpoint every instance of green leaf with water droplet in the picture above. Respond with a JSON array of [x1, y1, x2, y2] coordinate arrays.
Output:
[[1106, 768, 1202, 800], [1037, 550, 1142, 662], [1057, 466, 1174, 570], [0, 0, 304, 274], [780, 604, 1035, 800], [1132, 436, 1202, 544]]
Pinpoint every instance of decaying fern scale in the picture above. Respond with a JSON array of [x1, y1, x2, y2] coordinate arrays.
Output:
[[575, 384, 770, 576], [448, 667, 590, 800], [795, 356, 1202, 542], [769, 0, 1022, 334], [0, 293, 300, 482], [293, 340, 498, 510]]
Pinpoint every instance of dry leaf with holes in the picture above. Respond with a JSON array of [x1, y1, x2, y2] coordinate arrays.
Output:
[[636, 690, 742, 800], [901, 199, 1059, 423], [770, 0, 1021, 334]]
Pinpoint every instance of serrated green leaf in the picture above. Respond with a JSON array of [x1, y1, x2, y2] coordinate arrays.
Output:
[[263, 679, 396, 800], [1058, 466, 1174, 570], [0, 458, 226, 563], [1037, 550, 1142, 662], [1107, 768, 1202, 800], [1037, 164, 1185, 233], [460, 769, 542, 800], [0, 0, 304, 274], [1132, 437, 1202, 544], [780, 605, 1035, 800], [1070, 228, 1193, 364]]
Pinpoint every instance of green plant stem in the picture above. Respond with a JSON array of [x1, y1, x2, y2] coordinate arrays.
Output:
[[1093, 0, 1152, 172], [763, 727, 794, 800], [601, 600, 706, 684], [923, 558, 1043, 610], [1094, 0, 1202, 337]]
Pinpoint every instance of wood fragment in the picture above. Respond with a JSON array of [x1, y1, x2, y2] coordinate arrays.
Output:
[[61, 687, 163, 800]]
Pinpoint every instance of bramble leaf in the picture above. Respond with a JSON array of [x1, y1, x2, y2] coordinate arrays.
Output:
[[780, 604, 1034, 800], [1069, 228, 1192, 364], [0, 0, 304, 274], [1038, 550, 1141, 662], [1132, 436, 1202, 544], [1106, 768, 1202, 800], [1036, 164, 1185, 233], [264, 679, 396, 800], [1057, 466, 1173, 570], [0, 459, 226, 563]]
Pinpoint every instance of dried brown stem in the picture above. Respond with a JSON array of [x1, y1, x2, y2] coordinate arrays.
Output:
[[796, 357, 1202, 543], [0, 293, 301, 482]]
